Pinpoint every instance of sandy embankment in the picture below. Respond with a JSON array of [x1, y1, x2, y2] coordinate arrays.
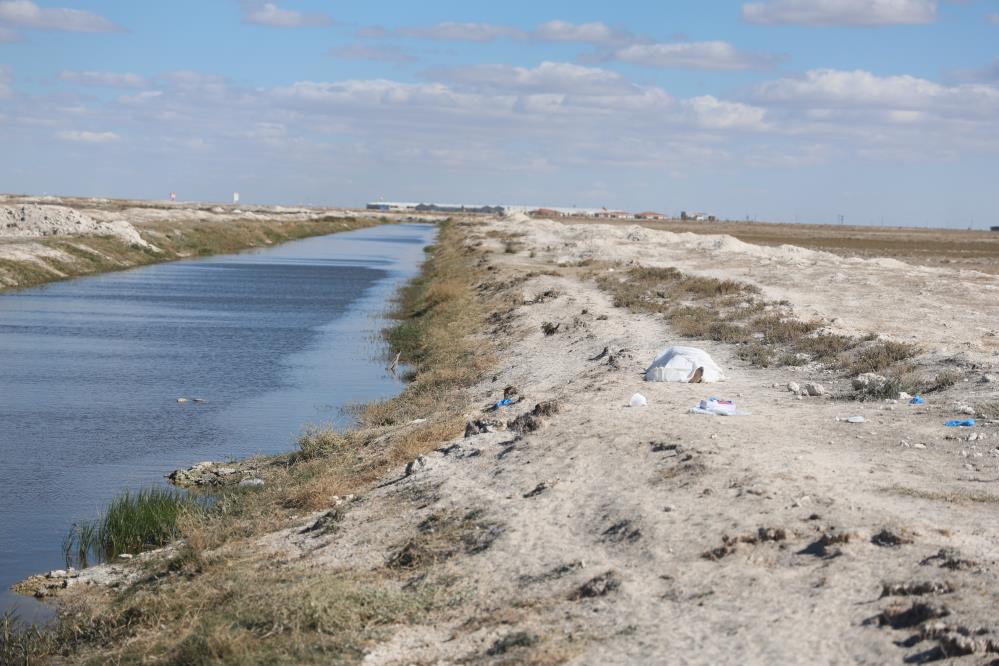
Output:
[[265, 217, 997, 663], [19, 215, 999, 663]]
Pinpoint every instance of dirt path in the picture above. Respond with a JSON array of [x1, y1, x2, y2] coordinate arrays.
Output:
[[247, 217, 999, 664]]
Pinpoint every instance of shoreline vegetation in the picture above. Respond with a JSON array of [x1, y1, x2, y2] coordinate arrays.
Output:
[[5, 218, 493, 663], [0, 214, 388, 293]]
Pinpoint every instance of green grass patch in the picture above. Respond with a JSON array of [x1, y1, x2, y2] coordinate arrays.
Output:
[[64, 487, 202, 567]]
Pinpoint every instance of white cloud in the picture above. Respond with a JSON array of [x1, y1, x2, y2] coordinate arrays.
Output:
[[0, 64, 12, 98], [60, 70, 145, 88], [240, 1, 332, 28], [55, 130, 120, 143], [430, 61, 637, 95], [329, 44, 415, 63], [119, 90, 164, 104], [741, 0, 937, 25], [533, 20, 633, 44], [397, 22, 526, 42], [0, 0, 120, 32], [612, 41, 778, 70], [681, 96, 769, 129], [756, 68, 999, 115]]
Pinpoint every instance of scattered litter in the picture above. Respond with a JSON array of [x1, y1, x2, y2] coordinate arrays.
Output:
[[494, 398, 515, 409], [910, 395, 925, 405], [837, 416, 866, 424], [945, 419, 976, 428], [238, 478, 265, 488], [629, 393, 648, 408], [645, 346, 724, 383], [689, 397, 750, 416]]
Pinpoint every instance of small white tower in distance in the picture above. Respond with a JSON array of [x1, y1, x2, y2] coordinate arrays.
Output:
[[233, 192, 240, 205]]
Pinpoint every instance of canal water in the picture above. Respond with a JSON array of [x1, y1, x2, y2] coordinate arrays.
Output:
[[0, 223, 436, 622]]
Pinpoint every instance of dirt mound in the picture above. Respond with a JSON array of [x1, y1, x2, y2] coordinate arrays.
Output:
[[0, 204, 156, 250]]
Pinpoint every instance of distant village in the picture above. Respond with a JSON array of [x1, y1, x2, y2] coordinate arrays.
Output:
[[365, 202, 717, 222]]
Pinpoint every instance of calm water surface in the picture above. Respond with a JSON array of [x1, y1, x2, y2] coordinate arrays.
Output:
[[0, 223, 436, 622]]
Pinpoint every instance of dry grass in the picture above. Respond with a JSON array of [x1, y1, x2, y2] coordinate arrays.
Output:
[[846, 340, 921, 375], [48, 559, 456, 665], [594, 264, 935, 390], [975, 400, 999, 418], [597, 266, 865, 368], [883, 485, 999, 506], [386, 509, 504, 571]]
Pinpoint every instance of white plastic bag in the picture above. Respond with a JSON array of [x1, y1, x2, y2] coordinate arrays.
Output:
[[645, 346, 725, 383], [629, 393, 648, 407]]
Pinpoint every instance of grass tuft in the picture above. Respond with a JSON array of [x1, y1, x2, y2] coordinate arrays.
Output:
[[64, 487, 201, 567], [847, 340, 920, 375], [296, 424, 353, 462], [1, 612, 48, 666]]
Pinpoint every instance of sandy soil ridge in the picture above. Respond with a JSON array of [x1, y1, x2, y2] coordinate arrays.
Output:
[[254, 217, 998, 663]]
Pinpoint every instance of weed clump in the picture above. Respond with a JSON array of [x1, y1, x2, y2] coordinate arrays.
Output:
[[1, 612, 49, 665], [64, 487, 201, 567], [848, 340, 920, 375], [296, 424, 352, 461]]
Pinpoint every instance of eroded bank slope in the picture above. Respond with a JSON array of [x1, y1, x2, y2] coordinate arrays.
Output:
[[0, 195, 429, 291], [11, 217, 999, 665]]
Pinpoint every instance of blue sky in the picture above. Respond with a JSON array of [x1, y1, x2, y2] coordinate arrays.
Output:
[[1, 1, 998, 226]]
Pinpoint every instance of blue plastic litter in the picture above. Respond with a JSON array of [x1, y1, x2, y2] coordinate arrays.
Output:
[[945, 419, 976, 427], [495, 398, 515, 408], [910, 395, 925, 405]]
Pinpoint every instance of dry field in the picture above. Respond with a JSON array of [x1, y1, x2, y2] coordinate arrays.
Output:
[[566, 217, 999, 275]]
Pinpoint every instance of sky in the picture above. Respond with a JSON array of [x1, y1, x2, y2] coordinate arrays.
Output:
[[1, 1, 998, 227]]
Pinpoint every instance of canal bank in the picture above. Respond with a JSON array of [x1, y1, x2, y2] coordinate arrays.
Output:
[[0, 197, 419, 292], [1, 222, 438, 625]]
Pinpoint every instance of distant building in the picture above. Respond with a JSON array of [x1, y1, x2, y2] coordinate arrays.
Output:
[[529, 208, 565, 218], [681, 211, 715, 222], [366, 202, 505, 215], [635, 211, 667, 220], [594, 210, 632, 220]]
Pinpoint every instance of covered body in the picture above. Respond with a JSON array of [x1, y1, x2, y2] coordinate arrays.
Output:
[[645, 346, 724, 383]]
